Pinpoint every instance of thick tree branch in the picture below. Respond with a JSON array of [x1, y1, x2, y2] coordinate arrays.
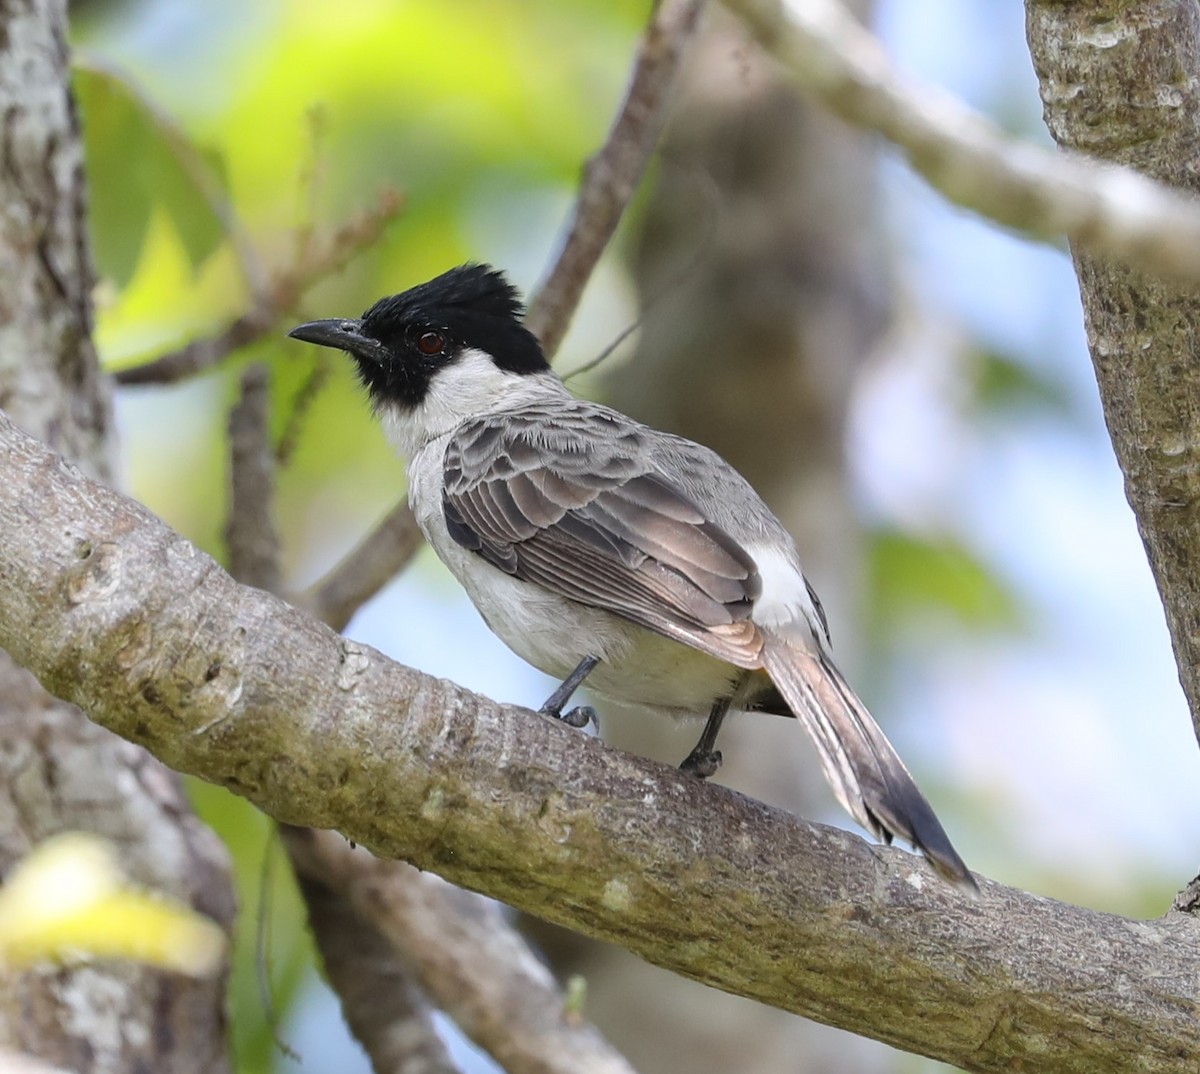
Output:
[[724, 0, 1200, 285], [1, 411, 1197, 1074], [525, 0, 705, 357], [1025, 1, 1200, 749]]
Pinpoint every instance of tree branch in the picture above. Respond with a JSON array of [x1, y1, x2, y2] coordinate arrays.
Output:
[[289, 848, 464, 1074], [1, 410, 1197, 1074], [225, 365, 281, 593], [114, 189, 404, 387], [297, 497, 425, 632], [1024, 0, 1200, 748], [525, 0, 706, 357], [723, 0, 1200, 285], [282, 828, 637, 1074]]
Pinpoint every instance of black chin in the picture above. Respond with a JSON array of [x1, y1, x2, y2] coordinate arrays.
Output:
[[358, 356, 431, 411]]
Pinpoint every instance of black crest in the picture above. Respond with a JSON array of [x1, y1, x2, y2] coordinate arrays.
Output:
[[289, 264, 551, 409], [362, 263, 549, 379], [364, 263, 525, 328]]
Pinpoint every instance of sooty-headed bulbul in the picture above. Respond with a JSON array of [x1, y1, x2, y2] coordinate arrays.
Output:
[[289, 263, 974, 888]]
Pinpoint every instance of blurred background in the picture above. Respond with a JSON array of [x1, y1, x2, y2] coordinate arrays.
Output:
[[70, 0, 1200, 1070]]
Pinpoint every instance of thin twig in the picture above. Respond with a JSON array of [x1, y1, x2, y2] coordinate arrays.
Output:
[[724, 0, 1200, 283], [275, 354, 333, 469], [292, 104, 331, 268], [281, 827, 637, 1074], [525, 0, 707, 357], [225, 364, 281, 594], [117, 308, 272, 388], [289, 834, 463, 1074], [562, 163, 721, 381], [115, 188, 405, 387], [298, 498, 426, 632]]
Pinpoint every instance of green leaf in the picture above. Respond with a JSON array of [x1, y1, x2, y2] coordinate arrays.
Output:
[[74, 62, 229, 285], [968, 349, 1073, 418], [75, 66, 156, 287], [868, 526, 1024, 636], [147, 124, 228, 271]]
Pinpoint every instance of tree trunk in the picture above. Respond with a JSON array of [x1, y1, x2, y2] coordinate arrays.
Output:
[[0, 2, 235, 1070], [1026, 2, 1200, 749]]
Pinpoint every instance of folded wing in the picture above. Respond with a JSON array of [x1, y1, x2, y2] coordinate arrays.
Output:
[[442, 403, 764, 667]]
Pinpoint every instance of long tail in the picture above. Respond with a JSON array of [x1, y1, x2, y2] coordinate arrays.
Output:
[[760, 635, 975, 889]]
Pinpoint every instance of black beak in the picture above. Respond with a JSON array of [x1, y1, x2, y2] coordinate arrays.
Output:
[[288, 319, 386, 364]]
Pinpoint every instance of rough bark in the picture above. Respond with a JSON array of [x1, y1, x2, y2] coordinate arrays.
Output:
[[0, 2, 109, 473], [0, 2, 235, 1070], [2, 412, 1197, 1074], [1025, 1, 1200, 749]]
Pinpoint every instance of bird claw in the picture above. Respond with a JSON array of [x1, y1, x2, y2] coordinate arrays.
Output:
[[561, 705, 599, 731], [538, 703, 599, 733], [679, 748, 722, 779]]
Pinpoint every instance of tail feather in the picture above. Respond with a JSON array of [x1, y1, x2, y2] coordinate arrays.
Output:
[[761, 636, 975, 889]]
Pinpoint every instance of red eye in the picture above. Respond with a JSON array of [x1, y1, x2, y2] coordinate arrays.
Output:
[[417, 330, 446, 355]]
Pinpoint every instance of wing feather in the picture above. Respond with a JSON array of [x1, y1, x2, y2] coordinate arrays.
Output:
[[443, 403, 763, 667]]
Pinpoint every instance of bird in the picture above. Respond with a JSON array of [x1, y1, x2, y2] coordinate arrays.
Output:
[[289, 263, 974, 888]]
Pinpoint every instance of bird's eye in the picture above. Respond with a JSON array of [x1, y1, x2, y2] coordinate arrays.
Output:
[[417, 330, 446, 356]]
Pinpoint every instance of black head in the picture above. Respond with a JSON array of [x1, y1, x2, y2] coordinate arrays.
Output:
[[288, 263, 549, 408]]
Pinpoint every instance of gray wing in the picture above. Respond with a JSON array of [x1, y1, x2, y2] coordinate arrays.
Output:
[[442, 402, 765, 668]]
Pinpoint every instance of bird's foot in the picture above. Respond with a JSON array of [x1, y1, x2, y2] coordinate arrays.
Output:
[[538, 655, 601, 732], [538, 702, 599, 733], [562, 705, 599, 731], [679, 748, 722, 779]]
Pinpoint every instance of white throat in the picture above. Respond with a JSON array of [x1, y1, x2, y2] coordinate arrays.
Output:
[[378, 347, 568, 459]]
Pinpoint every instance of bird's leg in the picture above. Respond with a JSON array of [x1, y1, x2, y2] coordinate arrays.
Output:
[[538, 654, 601, 731], [679, 696, 732, 779]]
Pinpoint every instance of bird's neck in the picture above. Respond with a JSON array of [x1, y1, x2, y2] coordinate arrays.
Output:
[[378, 358, 570, 459]]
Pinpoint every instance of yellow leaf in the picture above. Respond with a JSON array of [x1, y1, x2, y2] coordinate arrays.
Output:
[[0, 832, 226, 977]]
